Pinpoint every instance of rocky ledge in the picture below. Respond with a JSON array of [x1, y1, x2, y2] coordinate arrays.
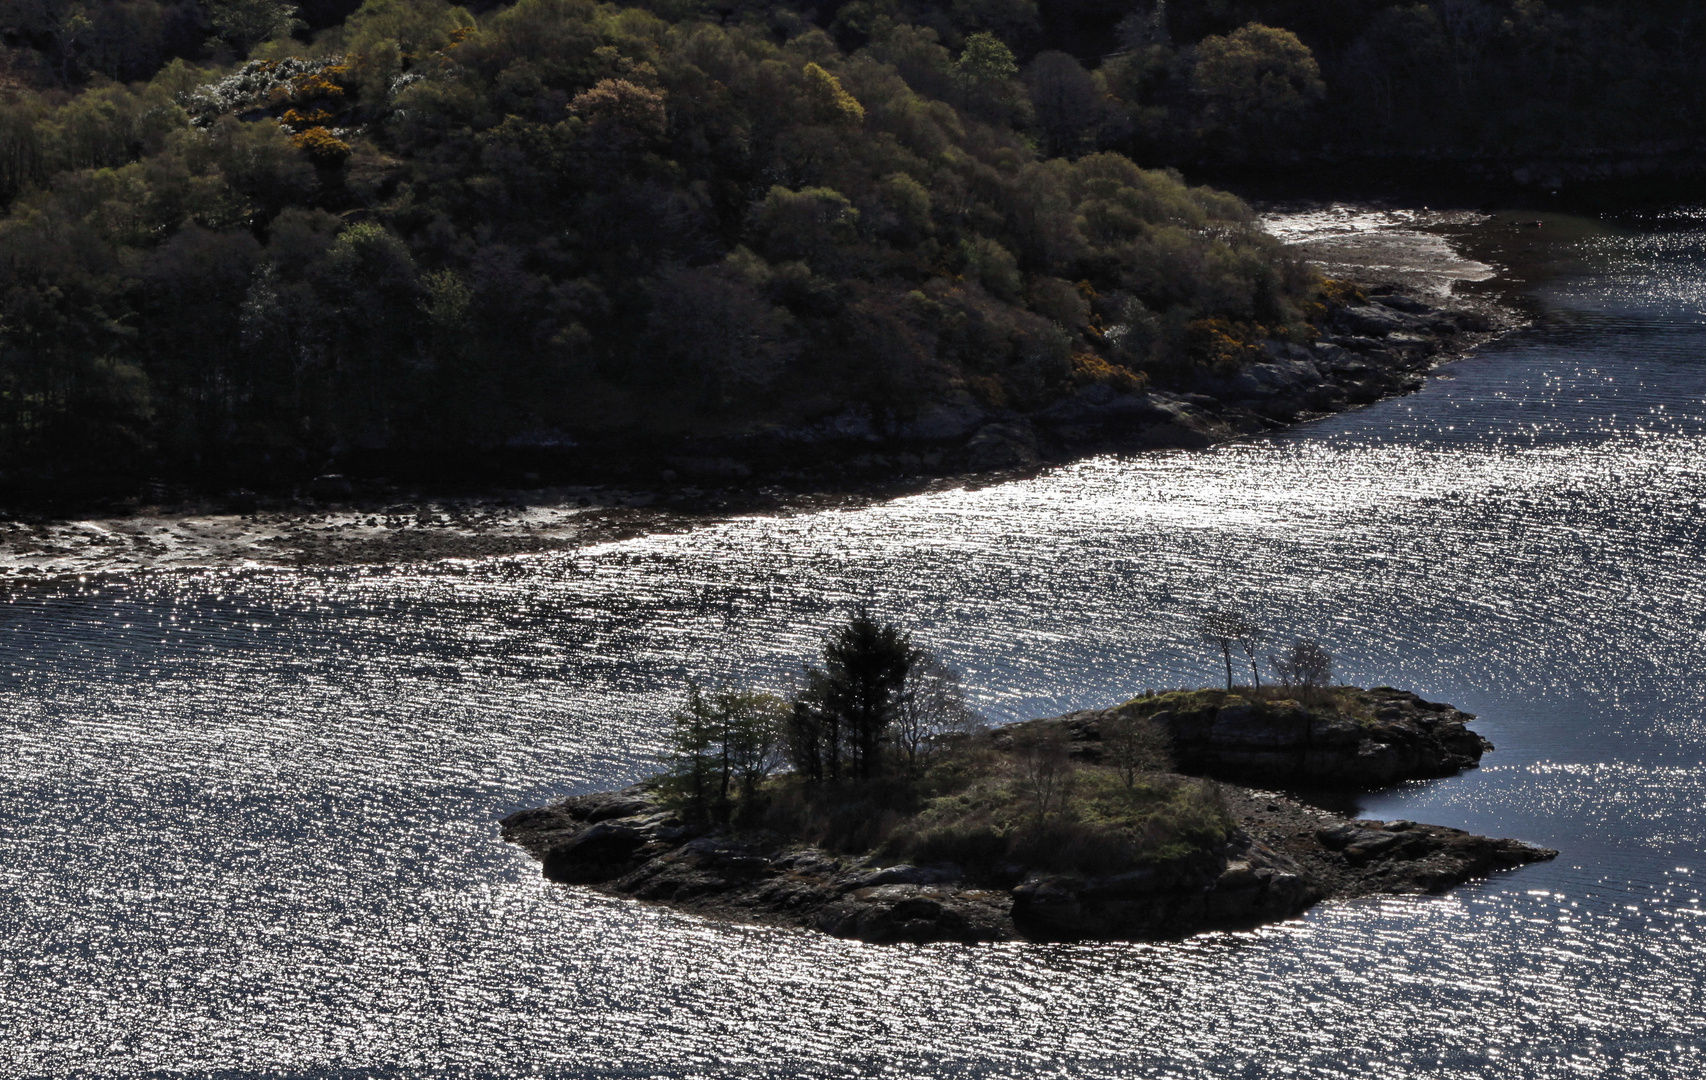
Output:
[[501, 783, 1551, 945], [1009, 686, 1492, 789], [501, 687, 1553, 945]]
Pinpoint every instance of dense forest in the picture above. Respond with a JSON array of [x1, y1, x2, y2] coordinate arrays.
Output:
[[0, 0, 1698, 495]]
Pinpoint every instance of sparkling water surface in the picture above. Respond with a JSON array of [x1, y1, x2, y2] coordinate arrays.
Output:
[[4, 215, 1706, 1077]]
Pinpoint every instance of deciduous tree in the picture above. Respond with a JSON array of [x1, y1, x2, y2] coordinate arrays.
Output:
[[1102, 712, 1169, 790], [1190, 23, 1323, 156], [207, 0, 303, 56], [892, 652, 976, 767], [1198, 608, 1258, 692], [1015, 727, 1075, 825], [1026, 50, 1100, 157], [1271, 639, 1332, 700], [660, 680, 787, 823]]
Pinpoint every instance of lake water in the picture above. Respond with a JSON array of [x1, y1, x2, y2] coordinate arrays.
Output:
[[3, 211, 1705, 1078]]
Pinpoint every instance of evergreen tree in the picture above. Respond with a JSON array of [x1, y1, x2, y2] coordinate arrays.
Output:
[[792, 610, 920, 781], [660, 680, 718, 822]]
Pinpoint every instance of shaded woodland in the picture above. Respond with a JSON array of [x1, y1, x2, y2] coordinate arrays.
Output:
[[0, 0, 1696, 494]]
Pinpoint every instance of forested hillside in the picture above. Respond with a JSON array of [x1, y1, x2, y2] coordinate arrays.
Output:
[[0, 0, 1695, 495]]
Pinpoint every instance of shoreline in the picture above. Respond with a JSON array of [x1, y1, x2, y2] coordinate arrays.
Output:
[[0, 205, 1525, 582]]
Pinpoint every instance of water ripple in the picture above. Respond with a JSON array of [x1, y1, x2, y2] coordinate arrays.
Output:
[[5, 218, 1706, 1076]]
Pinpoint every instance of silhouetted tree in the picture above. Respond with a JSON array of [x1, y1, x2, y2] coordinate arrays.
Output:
[[661, 679, 787, 823], [787, 610, 928, 781], [1198, 608, 1258, 691], [1237, 621, 1265, 688], [785, 696, 827, 784], [823, 609, 920, 780], [660, 680, 718, 821], [892, 652, 976, 767], [1271, 639, 1332, 700], [1026, 50, 1100, 157], [1015, 727, 1075, 825]]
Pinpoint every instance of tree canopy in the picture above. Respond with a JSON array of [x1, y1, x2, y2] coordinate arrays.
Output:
[[0, 0, 1696, 494], [0, 0, 1317, 493]]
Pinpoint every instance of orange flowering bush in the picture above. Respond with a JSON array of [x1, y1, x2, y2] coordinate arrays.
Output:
[[281, 108, 333, 132], [1071, 352, 1148, 393], [187, 58, 354, 128], [1319, 278, 1366, 307], [267, 70, 348, 108], [1184, 318, 1268, 370], [291, 126, 351, 165], [1301, 278, 1367, 325]]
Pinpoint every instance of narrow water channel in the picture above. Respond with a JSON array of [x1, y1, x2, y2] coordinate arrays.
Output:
[[2, 210, 1703, 1078]]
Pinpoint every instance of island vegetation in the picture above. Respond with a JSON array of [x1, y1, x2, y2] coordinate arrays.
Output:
[[657, 609, 1237, 877], [501, 611, 1554, 941], [0, 0, 1691, 500], [651, 609, 1436, 872]]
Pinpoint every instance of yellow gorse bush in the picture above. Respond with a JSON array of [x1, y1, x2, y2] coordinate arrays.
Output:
[[290, 125, 351, 165], [281, 108, 334, 131], [1071, 352, 1148, 393]]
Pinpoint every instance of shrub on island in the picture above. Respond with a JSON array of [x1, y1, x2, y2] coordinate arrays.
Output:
[[652, 610, 1229, 882]]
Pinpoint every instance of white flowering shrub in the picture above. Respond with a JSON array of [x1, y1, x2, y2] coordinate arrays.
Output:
[[179, 57, 351, 128]]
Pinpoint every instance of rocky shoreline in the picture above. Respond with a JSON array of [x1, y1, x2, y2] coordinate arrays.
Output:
[[501, 688, 1555, 945], [0, 282, 1501, 580], [643, 282, 1503, 480], [1006, 686, 1494, 789], [0, 204, 1520, 579]]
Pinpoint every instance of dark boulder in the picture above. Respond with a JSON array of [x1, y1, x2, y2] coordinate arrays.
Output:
[[540, 821, 651, 883], [1011, 841, 1318, 940], [818, 884, 1010, 944]]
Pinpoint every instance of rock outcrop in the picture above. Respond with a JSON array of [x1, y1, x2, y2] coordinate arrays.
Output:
[[1007, 837, 1319, 942], [1013, 687, 1491, 789], [500, 743, 1555, 946], [502, 785, 1334, 944], [984, 289, 1491, 468], [502, 788, 1015, 944]]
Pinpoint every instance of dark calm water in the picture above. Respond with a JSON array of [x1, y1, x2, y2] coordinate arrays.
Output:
[[4, 213, 1706, 1078]]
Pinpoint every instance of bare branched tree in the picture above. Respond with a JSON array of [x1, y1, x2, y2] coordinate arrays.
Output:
[[1015, 729, 1076, 826], [1198, 608, 1259, 691], [1237, 623, 1266, 689], [1101, 712, 1171, 789], [1270, 639, 1333, 702], [892, 652, 976, 768]]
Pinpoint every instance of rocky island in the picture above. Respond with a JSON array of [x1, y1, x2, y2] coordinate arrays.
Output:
[[503, 684, 1554, 945]]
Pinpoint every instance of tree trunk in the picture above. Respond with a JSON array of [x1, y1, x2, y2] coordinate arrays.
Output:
[[719, 726, 731, 805]]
